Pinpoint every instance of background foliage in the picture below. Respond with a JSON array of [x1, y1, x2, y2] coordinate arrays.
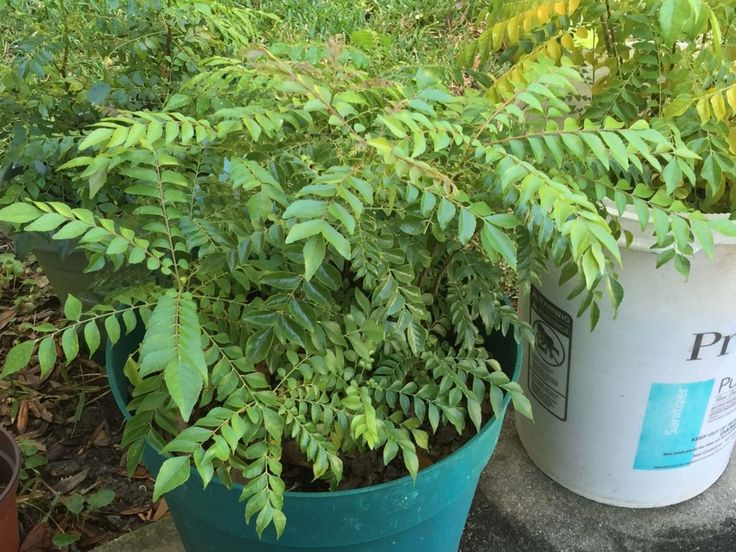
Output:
[[462, 0, 736, 213], [0, 0, 265, 209]]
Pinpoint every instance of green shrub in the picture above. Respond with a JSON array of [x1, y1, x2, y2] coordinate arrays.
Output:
[[0, 0, 264, 208]]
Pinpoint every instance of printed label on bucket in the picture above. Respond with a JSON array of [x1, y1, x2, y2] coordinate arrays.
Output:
[[634, 379, 736, 470], [528, 286, 573, 421]]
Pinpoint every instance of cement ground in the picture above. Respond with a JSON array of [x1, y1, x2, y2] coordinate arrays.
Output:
[[460, 412, 736, 552]]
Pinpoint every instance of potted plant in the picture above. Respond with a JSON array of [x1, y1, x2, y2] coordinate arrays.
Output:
[[463, 0, 736, 506], [0, 0, 267, 303], [0, 40, 704, 547], [0, 426, 21, 552]]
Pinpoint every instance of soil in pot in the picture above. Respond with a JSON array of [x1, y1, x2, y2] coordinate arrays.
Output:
[[280, 405, 492, 492]]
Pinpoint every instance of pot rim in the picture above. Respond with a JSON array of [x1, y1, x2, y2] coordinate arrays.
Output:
[[604, 200, 736, 253], [0, 426, 21, 505]]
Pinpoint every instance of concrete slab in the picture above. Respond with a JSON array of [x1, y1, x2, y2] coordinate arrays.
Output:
[[95, 517, 182, 552], [96, 411, 735, 551], [461, 411, 736, 552]]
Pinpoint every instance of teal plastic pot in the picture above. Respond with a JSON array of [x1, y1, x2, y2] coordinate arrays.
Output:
[[107, 328, 521, 552]]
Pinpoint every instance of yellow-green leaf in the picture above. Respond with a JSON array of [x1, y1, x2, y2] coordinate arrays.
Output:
[[64, 294, 83, 321], [0, 203, 42, 224], [458, 209, 476, 244], [78, 128, 114, 151], [38, 336, 57, 376], [696, 98, 711, 123], [303, 236, 325, 281], [710, 93, 726, 121]]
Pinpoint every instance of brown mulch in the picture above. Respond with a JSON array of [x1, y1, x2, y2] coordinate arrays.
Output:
[[0, 235, 160, 551]]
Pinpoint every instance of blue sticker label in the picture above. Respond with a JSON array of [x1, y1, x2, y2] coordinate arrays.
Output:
[[634, 380, 715, 470]]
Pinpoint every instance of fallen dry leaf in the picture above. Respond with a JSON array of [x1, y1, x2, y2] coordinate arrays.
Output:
[[119, 504, 151, 516], [28, 400, 53, 423], [45, 443, 66, 461], [79, 523, 111, 547], [20, 522, 53, 552], [152, 499, 168, 521], [53, 468, 89, 494], [115, 465, 152, 480], [31, 308, 56, 321], [80, 531, 112, 548], [91, 420, 113, 447], [15, 489, 46, 505], [17, 429, 46, 442], [0, 308, 16, 330], [16, 400, 28, 433]]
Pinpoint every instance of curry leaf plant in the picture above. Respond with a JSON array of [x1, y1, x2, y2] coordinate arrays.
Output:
[[0, 46, 712, 535]]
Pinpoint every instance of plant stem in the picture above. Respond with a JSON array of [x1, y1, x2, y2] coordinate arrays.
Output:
[[601, 0, 622, 76], [432, 247, 461, 298], [58, 0, 70, 93]]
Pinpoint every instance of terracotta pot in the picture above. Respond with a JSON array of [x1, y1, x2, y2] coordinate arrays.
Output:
[[0, 427, 20, 552]]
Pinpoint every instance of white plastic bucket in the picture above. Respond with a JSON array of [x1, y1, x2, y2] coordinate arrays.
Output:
[[516, 207, 736, 507]]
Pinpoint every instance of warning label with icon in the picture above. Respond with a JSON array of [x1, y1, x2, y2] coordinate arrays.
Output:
[[528, 286, 573, 420]]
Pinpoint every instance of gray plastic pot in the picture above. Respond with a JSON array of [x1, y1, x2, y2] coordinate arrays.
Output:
[[2, 223, 93, 302], [13, 232, 99, 305]]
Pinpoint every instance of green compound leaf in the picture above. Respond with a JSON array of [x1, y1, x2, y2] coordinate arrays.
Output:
[[141, 293, 207, 421]]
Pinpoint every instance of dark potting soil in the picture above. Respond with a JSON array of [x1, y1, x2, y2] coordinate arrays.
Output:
[[280, 401, 493, 493]]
